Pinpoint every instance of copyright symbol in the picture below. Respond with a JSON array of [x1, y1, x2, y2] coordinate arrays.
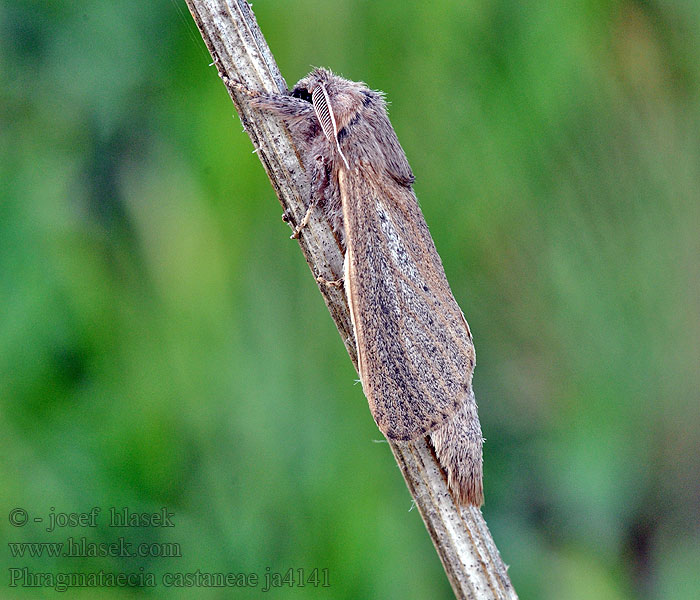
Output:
[[9, 508, 28, 527]]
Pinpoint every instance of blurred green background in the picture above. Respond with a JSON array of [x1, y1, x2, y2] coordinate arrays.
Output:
[[2, 0, 699, 598]]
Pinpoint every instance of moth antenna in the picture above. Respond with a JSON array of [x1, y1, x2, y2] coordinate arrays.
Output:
[[312, 83, 350, 170]]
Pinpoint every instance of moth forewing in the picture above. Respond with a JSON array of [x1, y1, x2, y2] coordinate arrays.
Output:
[[340, 164, 473, 441]]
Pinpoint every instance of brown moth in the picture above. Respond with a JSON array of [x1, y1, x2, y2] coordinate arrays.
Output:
[[243, 68, 483, 506]]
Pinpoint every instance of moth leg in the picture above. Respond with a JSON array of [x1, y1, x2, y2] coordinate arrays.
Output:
[[290, 154, 330, 239], [218, 72, 261, 100], [248, 92, 315, 121], [217, 66, 313, 125], [316, 275, 344, 288], [290, 203, 314, 239], [219, 73, 302, 116]]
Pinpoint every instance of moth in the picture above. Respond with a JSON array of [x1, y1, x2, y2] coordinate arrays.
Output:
[[237, 68, 483, 506]]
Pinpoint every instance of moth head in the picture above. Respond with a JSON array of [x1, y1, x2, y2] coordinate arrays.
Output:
[[291, 68, 371, 133], [291, 68, 368, 169]]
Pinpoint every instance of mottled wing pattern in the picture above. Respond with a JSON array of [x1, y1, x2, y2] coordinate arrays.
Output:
[[341, 167, 475, 441]]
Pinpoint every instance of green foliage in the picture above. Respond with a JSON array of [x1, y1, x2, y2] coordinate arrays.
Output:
[[1, 0, 698, 598]]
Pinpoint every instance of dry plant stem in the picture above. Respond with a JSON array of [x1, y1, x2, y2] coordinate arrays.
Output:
[[185, 1, 517, 598]]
